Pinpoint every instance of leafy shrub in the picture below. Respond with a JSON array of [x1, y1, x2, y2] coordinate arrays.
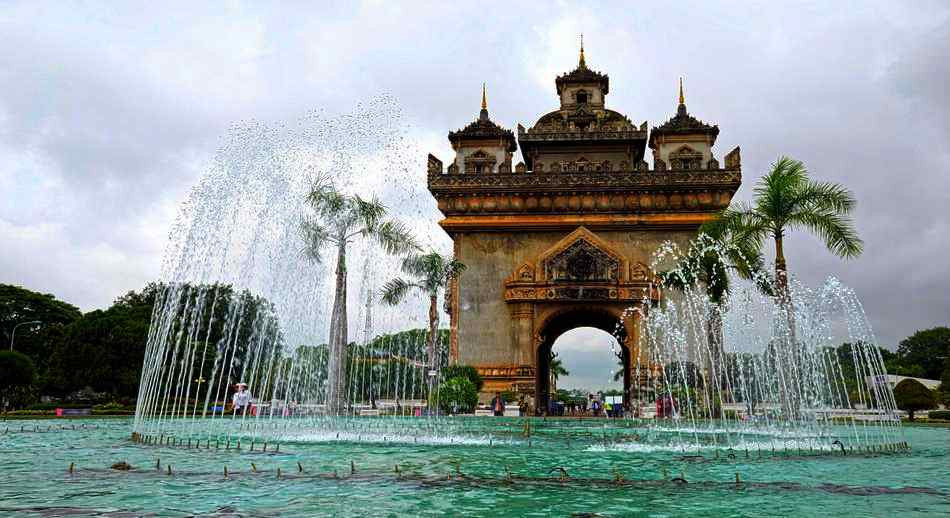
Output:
[[928, 410, 950, 421], [436, 376, 478, 415], [440, 365, 483, 391], [3, 409, 54, 416]]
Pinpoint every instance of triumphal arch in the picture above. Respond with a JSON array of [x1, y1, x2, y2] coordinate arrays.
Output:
[[426, 46, 742, 412]]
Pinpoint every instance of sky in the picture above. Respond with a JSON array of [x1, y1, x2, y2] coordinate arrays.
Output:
[[2, 1, 949, 390]]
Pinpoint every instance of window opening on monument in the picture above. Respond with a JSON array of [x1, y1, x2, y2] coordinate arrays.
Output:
[[576, 91, 588, 104]]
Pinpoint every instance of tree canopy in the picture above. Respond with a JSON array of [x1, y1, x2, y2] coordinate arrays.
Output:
[[893, 378, 936, 420], [897, 327, 950, 380]]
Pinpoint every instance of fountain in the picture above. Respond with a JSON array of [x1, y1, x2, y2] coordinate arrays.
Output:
[[131, 99, 902, 456], [623, 235, 902, 453]]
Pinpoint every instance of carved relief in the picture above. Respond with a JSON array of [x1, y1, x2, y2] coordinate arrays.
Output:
[[724, 146, 741, 169], [544, 239, 619, 282], [465, 150, 497, 174], [630, 262, 651, 281], [669, 145, 703, 170], [427, 154, 443, 174]]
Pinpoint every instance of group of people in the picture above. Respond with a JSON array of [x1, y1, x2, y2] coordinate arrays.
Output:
[[552, 392, 624, 417]]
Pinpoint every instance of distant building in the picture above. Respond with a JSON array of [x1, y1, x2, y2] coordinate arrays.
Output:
[[867, 374, 941, 391]]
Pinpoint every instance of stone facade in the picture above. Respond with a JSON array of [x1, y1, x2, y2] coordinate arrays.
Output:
[[427, 49, 742, 411]]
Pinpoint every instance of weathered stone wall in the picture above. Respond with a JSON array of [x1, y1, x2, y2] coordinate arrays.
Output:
[[454, 227, 695, 368]]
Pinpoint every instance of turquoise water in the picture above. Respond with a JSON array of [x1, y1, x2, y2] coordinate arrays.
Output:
[[0, 418, 947, 517]]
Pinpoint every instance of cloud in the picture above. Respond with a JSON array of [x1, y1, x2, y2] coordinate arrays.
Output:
[[0, 1, 948, 353]]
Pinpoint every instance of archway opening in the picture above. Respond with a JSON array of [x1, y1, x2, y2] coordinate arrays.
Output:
[[548, 327, 622, 414], [535, 308, 629, 415]]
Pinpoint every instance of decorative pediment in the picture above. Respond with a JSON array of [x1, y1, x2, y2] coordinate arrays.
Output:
[[502, 228, 658, 303], [546, 239, 618, 281], [537, 227, 626, 282]]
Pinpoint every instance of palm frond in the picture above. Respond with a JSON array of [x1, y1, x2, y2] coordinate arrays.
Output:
[[352, 195, 387, 232], [299, 219, 333, 262], [372, 220, 420, 255], [400, 252, 435, 279], [306, 180, 347, 217], [443, 259, 466, 282], [379, 278, 421, 306], [789, 210, 864, 258], [791, 180, 857, 215]]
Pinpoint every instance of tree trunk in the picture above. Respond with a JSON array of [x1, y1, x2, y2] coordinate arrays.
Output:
[[774, 234, 802, 419], [706, 304, 723, 419], [427, 294, 439, 398], [327, 241, 348, 415]]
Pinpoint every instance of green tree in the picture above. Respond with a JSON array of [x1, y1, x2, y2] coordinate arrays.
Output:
[[0, 284, 82, 386], [441, 364, 483, 391], [301, 181, 418, 413], [549, 352, 569, 393], [380, 251, 465, 385], [897, 327, 950, 380], [0, 350, 36, 409], [939, 362, 950, 401], [893, 378, 937, 421], [435, 376, 478, 415], [46, 301, 152, 398]]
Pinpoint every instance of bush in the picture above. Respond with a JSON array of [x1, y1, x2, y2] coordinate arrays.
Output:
[[928, 410, 950, 421], [435, 376, 478, 415], [440, 365, 483, 391], [894, 378, 937, 420]]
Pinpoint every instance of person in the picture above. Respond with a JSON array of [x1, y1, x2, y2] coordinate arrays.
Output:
[[604, 401, 613, 418], [491, 391, 506, 417], [232, 382, 251, 415]]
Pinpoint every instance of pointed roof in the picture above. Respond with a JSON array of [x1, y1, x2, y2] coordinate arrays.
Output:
[[448, 84, 517, 152], [649, 79, 719, 147], [555, 39, 609, 95]]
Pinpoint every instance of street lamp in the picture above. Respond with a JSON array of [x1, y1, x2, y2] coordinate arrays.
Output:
[[9, 320, 42, 351]]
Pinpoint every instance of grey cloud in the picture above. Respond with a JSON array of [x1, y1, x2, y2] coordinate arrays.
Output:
[[1, 1, 948, 352]]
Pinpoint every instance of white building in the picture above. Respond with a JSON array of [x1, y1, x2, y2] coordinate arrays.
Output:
[[867, 374, 941, 391]]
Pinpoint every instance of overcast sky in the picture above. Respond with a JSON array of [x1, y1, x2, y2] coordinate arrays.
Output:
[[2, 2, 948, 389]]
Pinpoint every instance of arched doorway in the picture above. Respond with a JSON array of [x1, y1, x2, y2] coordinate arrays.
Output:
[[535, 307, 630, 415]]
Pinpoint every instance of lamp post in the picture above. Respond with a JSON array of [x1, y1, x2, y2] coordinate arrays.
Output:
[[9, 320, 42, 351]]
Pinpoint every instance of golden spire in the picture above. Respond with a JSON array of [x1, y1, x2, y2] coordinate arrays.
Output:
[[481, 82, 487, 110], [579, 33, 586, 67], [678, 77, 685, 105]]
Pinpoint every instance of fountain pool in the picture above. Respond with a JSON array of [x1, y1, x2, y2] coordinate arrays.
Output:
[[1, 417, 948, 516]]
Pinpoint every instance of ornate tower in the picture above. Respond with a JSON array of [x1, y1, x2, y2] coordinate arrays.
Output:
[[446, 85, 518, 174], [649, 79, 726, 171], [427, 49, 742, 413]]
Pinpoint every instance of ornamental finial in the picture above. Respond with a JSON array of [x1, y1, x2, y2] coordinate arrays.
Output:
[[481, 82, 487, 110], [579, 34, 586, 67], [678, 77, 685, 105]]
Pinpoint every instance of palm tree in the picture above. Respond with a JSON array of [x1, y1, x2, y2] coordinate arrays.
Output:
[[716, 156, 862, 416], [549, 352, 569, 394], [380, 251, 465, 391], [300, 180, 418, 413], [716, 156, 862, 321]]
